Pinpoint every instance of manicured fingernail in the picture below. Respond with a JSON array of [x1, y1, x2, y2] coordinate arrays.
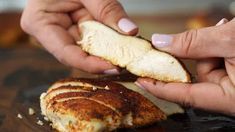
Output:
[[152, 34, 173, 48], [103, 69, 120, 75], [118, 18, 137, 33], [134, 82, 146, 90], [216, 18, 228, 26]]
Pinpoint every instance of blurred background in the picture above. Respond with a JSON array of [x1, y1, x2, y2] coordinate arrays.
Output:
[[0, 0, 235, 48]]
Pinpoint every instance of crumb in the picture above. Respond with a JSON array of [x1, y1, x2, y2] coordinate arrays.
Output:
[[44, 116, 49, 121], [37, 120, 44, 126], [104, 85, 110, 90], [92, 86, 97, 91], [17, 113, 22, 119], [120, 91, 123, 94], [28, 107, 35, 115]]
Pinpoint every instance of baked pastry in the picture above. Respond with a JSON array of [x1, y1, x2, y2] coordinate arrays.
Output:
[[40, 78, 166, 132], [77, 21, 191, 83]]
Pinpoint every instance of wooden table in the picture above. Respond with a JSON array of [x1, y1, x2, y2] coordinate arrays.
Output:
[[0, 47, 71, 131]]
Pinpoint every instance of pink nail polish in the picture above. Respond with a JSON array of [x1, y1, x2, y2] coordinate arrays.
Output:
[[103, 69, 120, 75], [152, 34, 173, 48], [134, 82, 146, 90], [118, 18, 137, 33]]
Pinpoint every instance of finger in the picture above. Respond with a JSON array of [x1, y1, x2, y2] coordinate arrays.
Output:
[[136, 78, 235, 115], [43, 0, 82, 12], [151, 18, 235, 58], [197, 58, 223, 75], [21, 2, 73, 35], [198, 68, 227, 84], [37, 25, 118, 73], [195, 19, 228, 84], [225, 58, 235, 85], [44, 13, 72, 29], [68, 25, 80, 41], [70, 8, 94, 24], [60, 45, 119, 73], [196, 58, 227, 84], [80, 0, 138, 35]]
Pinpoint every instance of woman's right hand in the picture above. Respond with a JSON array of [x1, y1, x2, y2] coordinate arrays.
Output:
[[136, 18, 235, 116]]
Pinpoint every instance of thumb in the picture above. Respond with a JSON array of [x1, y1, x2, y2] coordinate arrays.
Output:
[[151, 18, 234, 59], [80, 0, 138, 35], [135, 78, 234, 115]]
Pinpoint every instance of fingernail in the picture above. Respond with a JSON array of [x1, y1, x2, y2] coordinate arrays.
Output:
[[103, 69, 120, 75], [216, 18, 228, 26], [134, 82, 146, 90], [152, 34, 173, 48], [118, 18, 137, 33]]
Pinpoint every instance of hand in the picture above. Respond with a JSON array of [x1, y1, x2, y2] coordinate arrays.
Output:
[[21, 0, 138, 74], [136, 18, 235, 116]]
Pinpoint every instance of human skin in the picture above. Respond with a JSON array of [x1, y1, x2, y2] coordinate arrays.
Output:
[[136, 18, 235, 116], [21, 0, 138, 74]]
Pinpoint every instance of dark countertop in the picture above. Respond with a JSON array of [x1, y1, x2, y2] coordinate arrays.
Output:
[[0, 47, 235, 132]]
